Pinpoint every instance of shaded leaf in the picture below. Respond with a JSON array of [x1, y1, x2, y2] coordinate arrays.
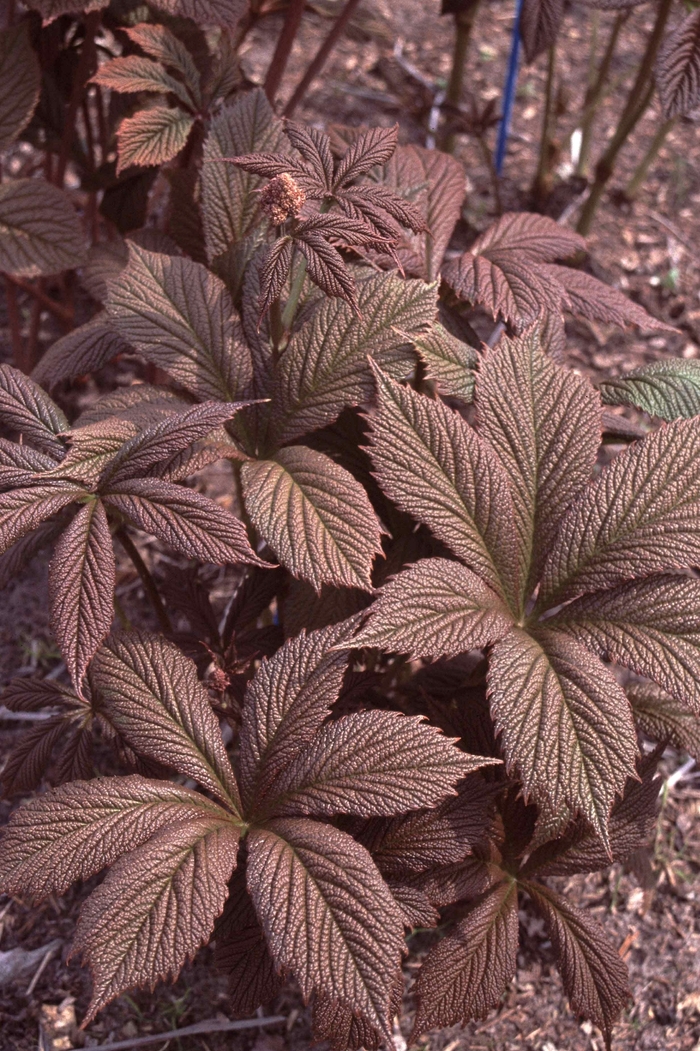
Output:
[[91, 631, 241, 811], [271, 271, 438, 444], [247, 816, 404, 1037], [103, 477, 263, 567], [0, 484, 82, 557], [402, 322, 478, 400], [74, 816, 240, 1023], [627, 681, 700, 758], [146, 0, 247, 26], [49, 500, 115, 692], [655, 9, 700, 118], [0, 364, 68, 457], [1, 676, 80, 712], [116, 106, 194, 174], [1, 715, 69, 795], [0, 180, 86, 276], [487, 628, 638, 844], [551, 574, 700, 714], [475, 325, 600, 598], [238, 621, 354, 811], [540, 417, 700, 607], [411, 880, 519, 1033], [0, 517, 65, 591], [32, 316, 131, 392], [521, 0, 564, 63], [546, 265, 675, 332], [201, 90, 286, 259], [523, 881, 630, 1047], [106, 244, 253, 401], [351, 557, 513, 658], [368, 364, 519, 606], [599, 358, 700, 420], [261, 710, 490, 818], [0, 23, 41, 151], [125, 23, 201, 97], [241, 445, 382, 592], [0, 774, 226, 899]]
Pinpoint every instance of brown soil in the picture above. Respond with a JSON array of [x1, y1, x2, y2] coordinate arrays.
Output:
[[1, 0, 700, 1049]]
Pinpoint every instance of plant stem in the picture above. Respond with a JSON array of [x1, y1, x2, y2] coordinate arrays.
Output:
[[624, 116, 675, 200], [4, 278, 24, 369], [284, 0, 362, 117], [281, 253, 307, 331], [5, 275, 73, 326], [56, 11, 100, 187], [116, 528, 172, 635], [269, 298, 285, 354], [576, 0, 673, 236], [443, 1, 480, 153], [576, 10, 628, 178], [264, 0, 306, 104], [532, 43, 557, 208]]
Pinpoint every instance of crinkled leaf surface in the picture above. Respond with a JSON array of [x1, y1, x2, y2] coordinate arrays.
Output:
[[74, 816, 240, 1022], [545, 265, 674, 332], [0, 774, 226, 899], [92, 632, 241, 811], [524, 881, 630, 1047], [475, 327, 600, 598], [442, 248, 564, 331], [125, 23, 201, 93], [106, 244, 253, 401], [599, 359, 700, 420], [116, 106, 194, 174], [466, 212, 584, 262], [271, 272, 437, 444], [49, 499, 115, 692], [412, 879, 519, 1033], [32, 316, 131, 392], [241, 445, 382, 592], [351, 557, 513, 658], [260, 710, 490, 818], [0, 23, 41, 151], [0, 179, 86, 276], [487, 628, 638, 843], [0, 484, 82, 557], [0, 364, 68, 457], [521, 0, 564, 62], [103, 477, 261, 567], [247, 816, 404, 1037], [550, 574, 700, 714], [214, 866, 281, 1015], [540, 417, 700, 607], [369, 365, 519, 607], [655, 9, 700, 118], [627, 681, 700, 758], [238, 622, 354, 811], [92, 56, 194, 109], [403, 322, 478, 401]]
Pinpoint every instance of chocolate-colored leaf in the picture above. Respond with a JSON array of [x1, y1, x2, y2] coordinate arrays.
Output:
[[0, 774, 226, 899], [214, 865, 282, 1015], [145, 0, 247, 26], [0, 180, 85, 276], [467, 212, 584, 262], [411, 880, 519, 1033], [551, 574, 700, 714], [2, 676, 79, 712], [92, 56, 194, 108], [241, 445, 382, 592], [201, 90, 286, 259], [125, 23, 201, 96], [0, 517, 65, 591], [49, 500, 115, 692], [0, 484, 82, 557], [443, 249, 565, 331], [523, 881, 630, 1047], [488, 628, 638, 844], [74, 816, 240, 1023], [0, 438, 55, 490], [351, 557, 513, 657], [1, 715, 69, 795], [22, 0, 106, 19], [334, 125, 399, 186], [116, 106, 194, 174], [655, 9, 700, 118], [599, 358, 700, 420], [521, 0, 564, 63], [258, 236, 293, 317], [627, 681, 700, 758], [0, 24, 40, 151], [106, 244, 253, 400], [545, 265, 675, 332], [92, 631, 241, 811], [247, 816, 405, 1037], [238, 621, 354, 810], [32, 316, 131, 392], [295, 230, 359, 309], [102, 401, 248, 485], [540, 417, 700, 607], [261, 710, 490, 818], [368, 365, 519, 606], [402, 322, 477, 400], [475, 325, 600, 597], [272, 271, 438, 444], [0, 364, 68, 457]]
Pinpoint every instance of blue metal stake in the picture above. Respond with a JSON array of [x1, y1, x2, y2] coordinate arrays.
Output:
[[494, 0, 525, 176]]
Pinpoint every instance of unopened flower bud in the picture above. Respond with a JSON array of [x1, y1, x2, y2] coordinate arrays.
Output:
[[259, 172, 306, 225]]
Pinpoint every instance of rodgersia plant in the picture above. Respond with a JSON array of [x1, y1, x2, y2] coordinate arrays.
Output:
[[1, 10, 700, 1042]]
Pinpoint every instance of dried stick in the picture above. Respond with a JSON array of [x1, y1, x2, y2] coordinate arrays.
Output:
[[284, 0, 362, 116], [90, 1014, 287, 1050]]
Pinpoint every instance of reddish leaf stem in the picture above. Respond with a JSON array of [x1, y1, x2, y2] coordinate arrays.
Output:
[[264, 0, 306, 104], [283, 0, 362, 117], [55, 11, 100, 188], [116, 528, 173, 635]]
